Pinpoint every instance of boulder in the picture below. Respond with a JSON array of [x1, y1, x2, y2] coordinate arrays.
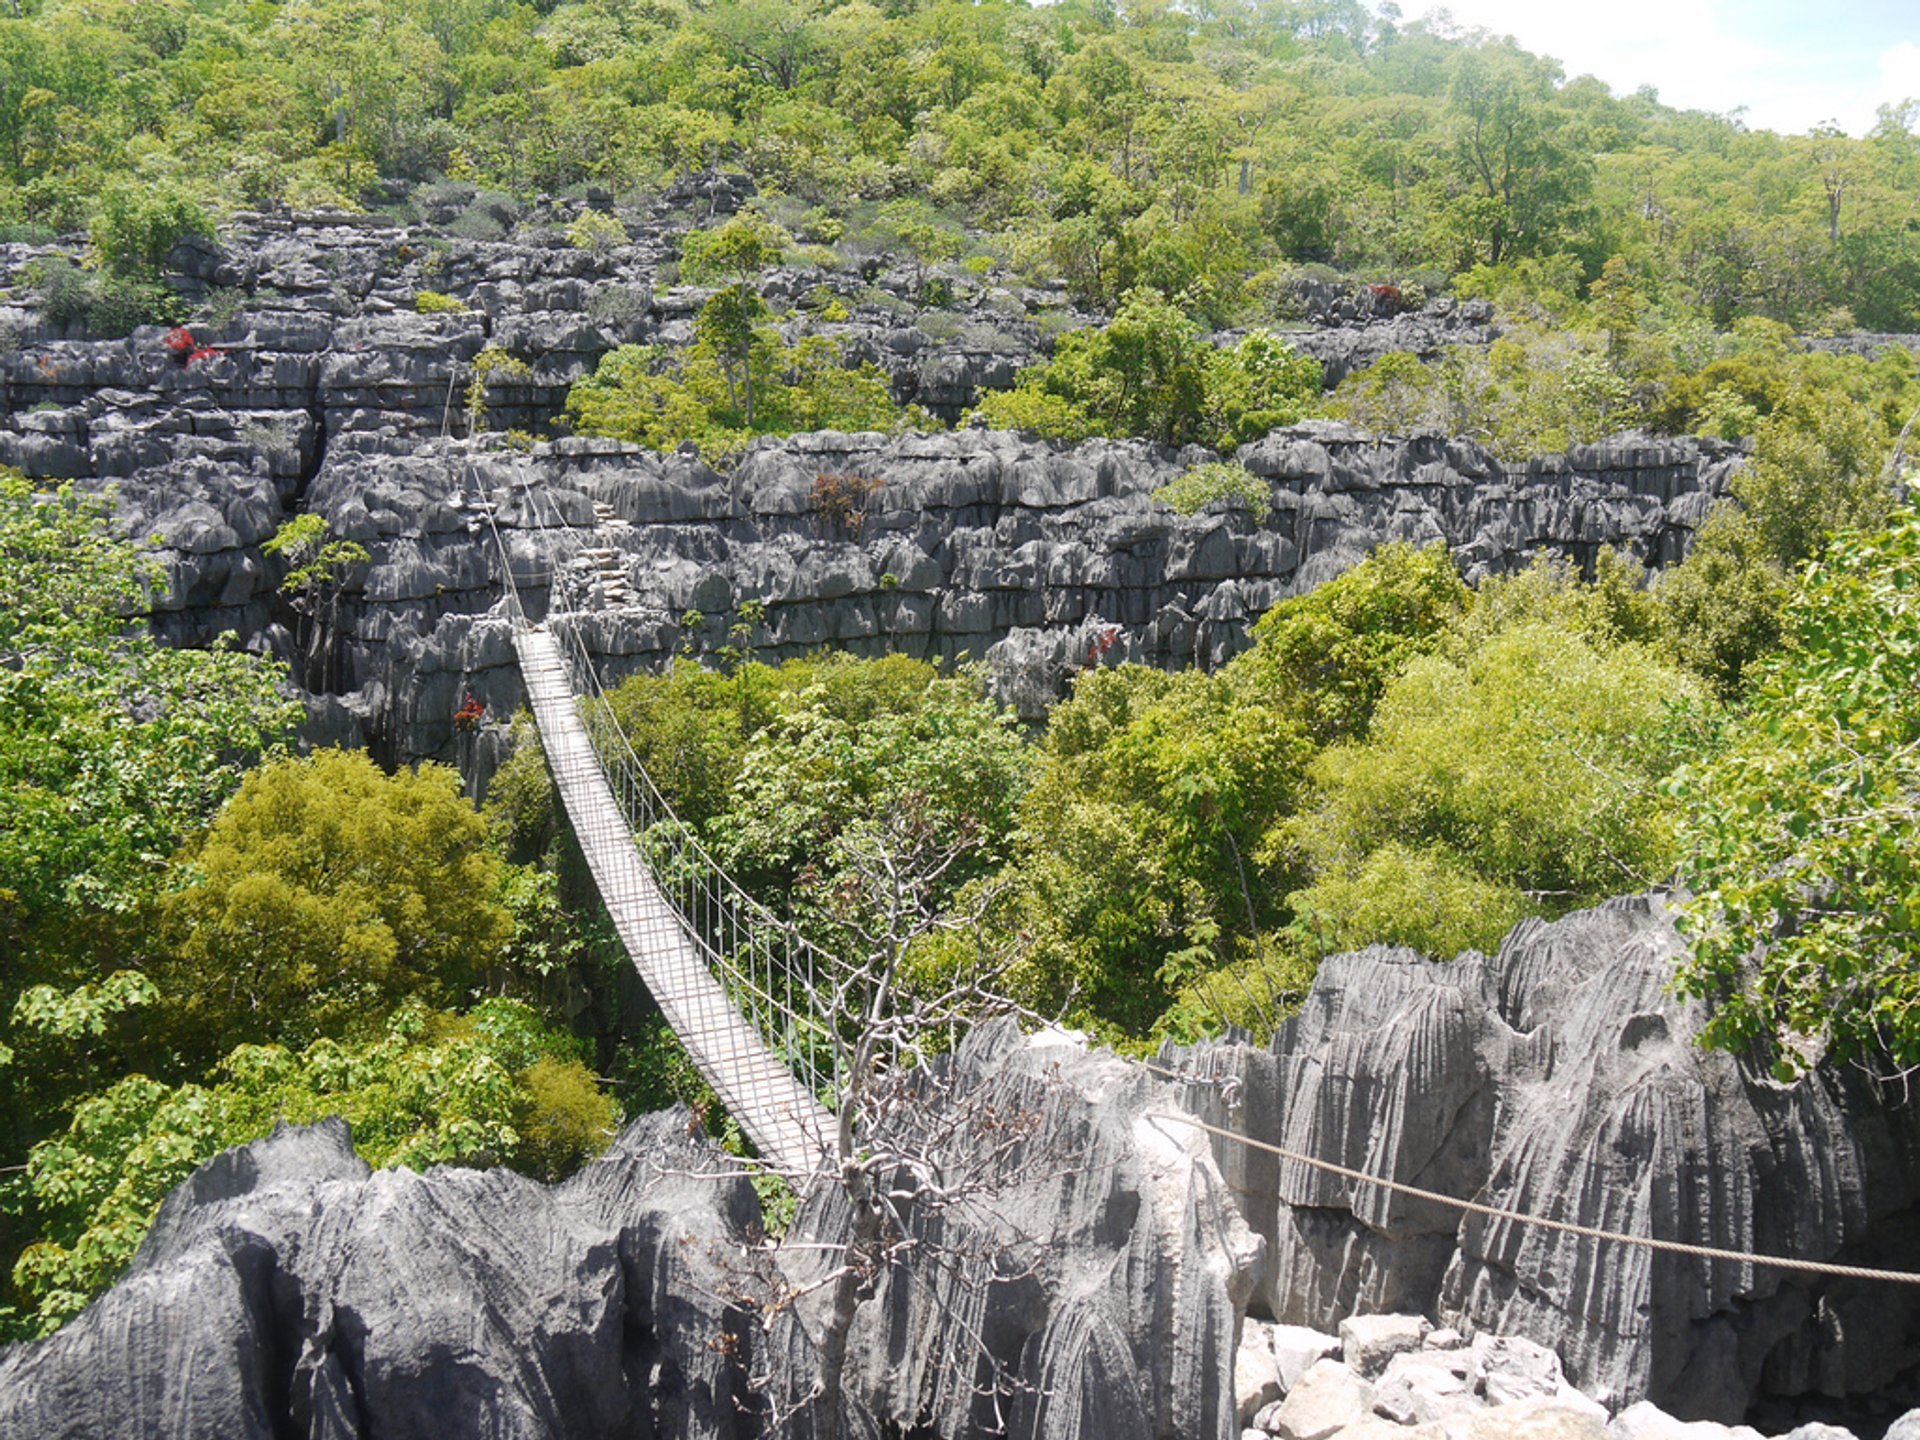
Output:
[[1239, 1321, 1284, 1423], [1374, 1350, 1483, 1426], [1473, 1336, 1570, 1407], [1274, 1324, 1346, 1392], [1342, 1314, 1433, 1378], [1271, 1360, 1379, 1440], [1472, 1397, 1610, 1440]]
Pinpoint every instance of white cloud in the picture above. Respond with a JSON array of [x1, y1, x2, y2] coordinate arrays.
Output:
[[1409, 1, 1898, 136], [1880, 42, 1920, 113]]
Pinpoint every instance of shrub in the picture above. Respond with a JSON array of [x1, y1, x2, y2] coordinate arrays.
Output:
[[514, 1056, 621, 1180], [1277, 619, 1705, 955], [1155, 462, 1270, 521], [1670, 506, 1920, 1074], [964, 289, 1320, 450], [156, 750, 514, 1057], [414, 289, 467, 313], [88, 181, 209, 281], [566, 210, 629, 254]]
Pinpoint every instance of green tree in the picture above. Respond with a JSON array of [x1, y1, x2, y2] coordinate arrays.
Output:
[[1442, 41, 1590, 265], [708, 667, 1032, 941], [0, 475, 298, 967], [676, 211, 794, 428], [156, 749, 514, 1058], [1669, 506, 1920, 1074], [1279, 618, 1704, 956], [970, 290, 1320, 449], [1236, 540, 1468, 742], [8, 997, 612, 1337], [1001, 664, 1312, 1036]]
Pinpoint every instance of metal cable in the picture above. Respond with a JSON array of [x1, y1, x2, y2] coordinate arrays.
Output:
[[1141, 1061, 1920, 1286]]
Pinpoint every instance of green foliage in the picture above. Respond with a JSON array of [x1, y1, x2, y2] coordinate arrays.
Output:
[[414, 289, 467, 313], [11, 973, 158, 1044], [514, 1056, 620, 1182], [1240, 541, 1469, 743], [263, 513, 369, 597], [1288, 842, 1529, 962], [87, 181, 208, 281], [1670, 506, 1920, 1074], [679, 210, 790, 286], [970, 291, 1320, 451], [0, 475, 298, 950], [1279, 619, 1706, 956], [156, 750, 513, 1058], [709, 664, 1031, 936], [6, 0, 1920, 337], [467, 346, 533, 434], [568, 325, 921, 461], [26, 257, 179, 338], [1002, 665, 1313, 1036], [1156, 462, 1270, 521], [565, 209, 629, 254], [9, 998, 607, 1335]]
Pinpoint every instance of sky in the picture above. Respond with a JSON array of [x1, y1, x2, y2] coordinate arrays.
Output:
[[1401, 0, 1920, 136]]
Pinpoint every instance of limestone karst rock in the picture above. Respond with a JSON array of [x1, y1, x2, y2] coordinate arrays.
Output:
[[0, 1024, 1259, 1440], [1, 216, 1739, 775], [1161, 895, 1920, 1424]]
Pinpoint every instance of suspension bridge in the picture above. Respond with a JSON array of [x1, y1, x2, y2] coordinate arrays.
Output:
[[476, 465, 849, 1178], [465, 457, 1920, 1296]]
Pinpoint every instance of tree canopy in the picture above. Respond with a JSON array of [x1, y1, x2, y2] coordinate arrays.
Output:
[[1670, 506, 1920, 1075]]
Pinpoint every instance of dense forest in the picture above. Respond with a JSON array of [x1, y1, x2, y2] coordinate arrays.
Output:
[[4, 0, 1920, 1344]]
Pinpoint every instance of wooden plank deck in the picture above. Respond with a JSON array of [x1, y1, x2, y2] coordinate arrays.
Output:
[[515, 625, 834, 1178]]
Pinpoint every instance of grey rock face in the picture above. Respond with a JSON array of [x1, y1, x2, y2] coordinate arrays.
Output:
[[0, 1113, 769, 1440], [1162, 896, 1920, 1423], [3, 218, 1738, 777], [1285, 298, 1499, 387], [0, 1023, 1259, 1440], [773, 1020, 1262, 1440]]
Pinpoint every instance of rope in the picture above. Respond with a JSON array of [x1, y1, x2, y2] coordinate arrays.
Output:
[[1141, 1086, 1920, 1287]]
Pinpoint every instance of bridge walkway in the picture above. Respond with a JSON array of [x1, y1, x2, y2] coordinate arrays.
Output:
[[514, 623, 834, 1177]]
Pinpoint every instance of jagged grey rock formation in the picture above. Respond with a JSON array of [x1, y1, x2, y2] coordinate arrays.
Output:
[[1161, 896, 1920, 1425], [0, 1022, 1259, 1440], [0, 1113, 771, 1440], [1284, 298, 1499, 388], [3, 211, 1736, 774]]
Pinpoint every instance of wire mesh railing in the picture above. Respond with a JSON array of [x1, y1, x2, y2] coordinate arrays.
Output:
[[472, 454, 853, 1130]]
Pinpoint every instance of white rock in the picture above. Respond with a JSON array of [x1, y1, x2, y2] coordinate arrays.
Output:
[[1373, 1350, 1484, 1426], [1469, 1395, 1610, 1440], [1238, 1320, 1284, 1425], [1608, 1400, 1759, 1440], [1272, 1358, 1379, 1440], [1274, 1324, 1345, 1392], [1883, 1416, 1920, 1440], [1779, 1425, 1859, 1440], [1472, 1335, 1567, 1406], [1342, 1314, 1433, 1378], [1425, 1328, 1468, 1351], [1337, 1421, 1446, 1440]]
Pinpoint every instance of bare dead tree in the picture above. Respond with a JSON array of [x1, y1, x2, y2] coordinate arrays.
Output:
[[753, 796, 1075, 1440]]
